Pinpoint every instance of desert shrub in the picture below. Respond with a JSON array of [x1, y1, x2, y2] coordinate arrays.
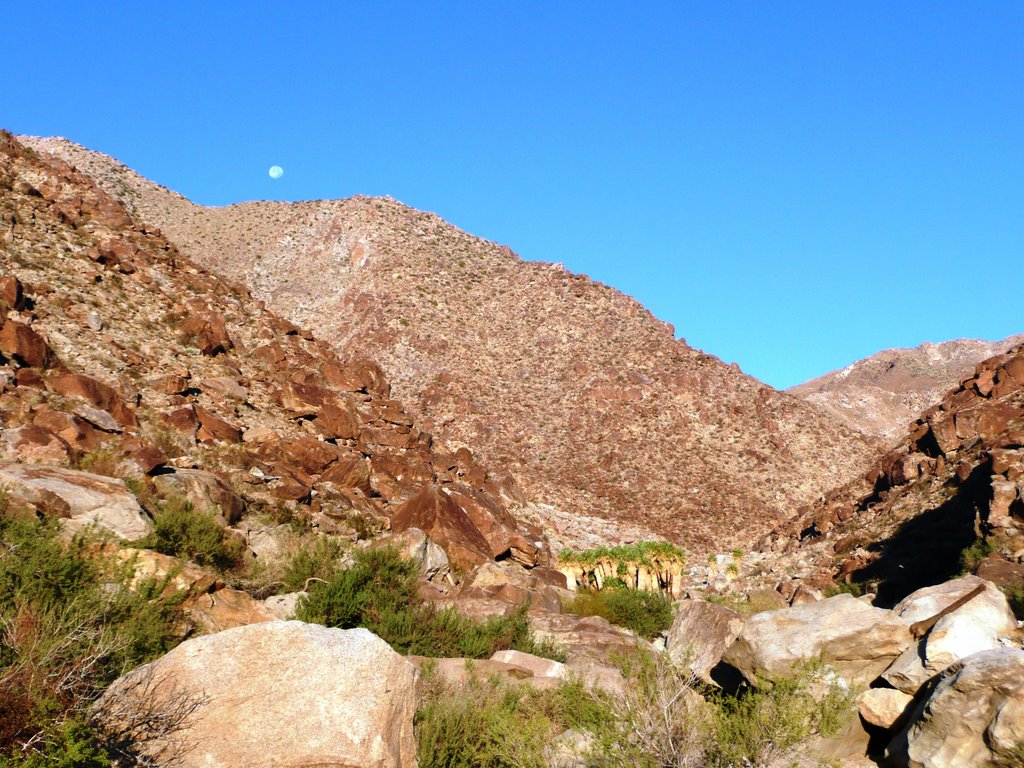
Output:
[[138, 496, 243, 572], [708, 661, 854, 767], [1002, 582, 1024, 621], [0, 509, 182, 764], [297, 548, 564, 660], [824, 580, 865, 598], [280, 537, 346, 592], [564, 585, 673, 639], [605, 649, 714, 767], [414, 667, 616, 768], [959, 537, 994, 574]]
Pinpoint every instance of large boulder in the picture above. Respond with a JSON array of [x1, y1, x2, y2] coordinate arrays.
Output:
[[0, 463, 152, 540], [666, 599, 744, 684], [886, 648, 1024, 768], [882, 576, 1019, 694], [94, 621, 417, 768], [390, 484, 492, 570], [721, 594, 914, 687]]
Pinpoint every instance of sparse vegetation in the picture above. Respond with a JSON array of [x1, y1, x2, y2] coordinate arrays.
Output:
[[297, 547, 565, 660], [0, 505, 183, 764], [414, 648, 856, 768], [137, 496, 244, 572], [564, 585, 673, 639], [415, 668, 616, 768], [959, 537, 994, 574]]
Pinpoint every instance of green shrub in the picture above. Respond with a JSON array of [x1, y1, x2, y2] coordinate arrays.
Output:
[[297, 548, 564, 660], [138, 497, 243, 572], [708, 661, 854, 767], [414, 667, 616, 768], [0, 509, 182, 764], [824, 580, 865, 598], [564, 585, 673, 639], [1002, 582, 1024, 621], [280, 537, 346, 592], [959, 537, 994, 574]]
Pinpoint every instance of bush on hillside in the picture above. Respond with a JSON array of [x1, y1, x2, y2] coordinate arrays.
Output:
[[0, 508, 183, 765], [564, 585, 673, 639], [138, 496, 243, 572], [296, 547, 564, 660], [414, 666, 617, 768]]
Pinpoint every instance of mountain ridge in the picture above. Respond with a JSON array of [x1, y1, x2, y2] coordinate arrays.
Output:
[[19, 134, 879, 554]]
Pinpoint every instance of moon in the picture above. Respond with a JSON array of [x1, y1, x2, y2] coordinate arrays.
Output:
[[268, 165, 284, 180]]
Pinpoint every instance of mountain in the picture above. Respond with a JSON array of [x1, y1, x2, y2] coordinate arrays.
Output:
[[19, 136, 879, 554], [761, 342, 1024, 605], [0, 129, 543, 573], [790, 336, 1023, 444]]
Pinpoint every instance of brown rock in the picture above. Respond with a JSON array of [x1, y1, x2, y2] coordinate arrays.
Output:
[[32, 409, 100, 451], [391, 485, 493, 570], [324, 358, 391, 397], [319, 455, 372, 494], [194, 405, 241, 443], [48, 373, 137, 430], [0, 320, 53, 368], [314, 400, 360, 439], [0, 275, 26, 310], [179, 309, 232, 356]]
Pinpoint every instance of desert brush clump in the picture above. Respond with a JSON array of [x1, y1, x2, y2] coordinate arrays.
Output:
[[296, 547, 564, 660], [414, 665, 618, 768], [564, 585, 674, 639], [0, 504, 184, 765], [136, 495, 244, 573], [413, 648, 856, 768]]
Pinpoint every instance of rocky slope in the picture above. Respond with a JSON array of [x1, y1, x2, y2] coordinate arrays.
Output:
[[759, 341, 1024, 606], [20, 135, 879, 554], [0, 130, 549, 581], [790, 336, 1023, 444]]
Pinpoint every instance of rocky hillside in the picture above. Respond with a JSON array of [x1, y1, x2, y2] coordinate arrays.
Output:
[[790, 336, 1023, 444], [760, 342, 1024, 606], [0, 129, 553, 579], [20, 136, 879, 554]]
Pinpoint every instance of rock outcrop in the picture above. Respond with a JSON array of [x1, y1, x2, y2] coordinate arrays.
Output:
[[95, 621, 418, 768], [886, 648, 1024, 768], [0, 464, 152, 540], [0, 130, 542, 579], [721, 594, 914, 687], [791, 336, 1023, 444], [761, 341, 1024, 605]]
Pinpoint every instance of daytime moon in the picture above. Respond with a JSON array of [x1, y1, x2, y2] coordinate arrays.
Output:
[[268, 165, 284, 179]]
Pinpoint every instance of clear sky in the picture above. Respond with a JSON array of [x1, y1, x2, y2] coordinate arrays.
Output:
[[7, 2, 1023, 388]]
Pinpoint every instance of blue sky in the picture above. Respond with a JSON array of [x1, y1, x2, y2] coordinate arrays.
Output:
[[7, 2, 1023, 388]]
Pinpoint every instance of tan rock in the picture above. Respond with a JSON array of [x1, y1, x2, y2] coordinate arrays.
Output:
[[153, 468, 244, 524], [886, 648, 1024, 768], [0, 463, 152, 540], [491, 649, 568, 679], [666, 599, 744, 684], [721, 594, 913, 687], [856, 687, 913, 729], [94, 621, 418, 768], [883, 576, 1018, 694]]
